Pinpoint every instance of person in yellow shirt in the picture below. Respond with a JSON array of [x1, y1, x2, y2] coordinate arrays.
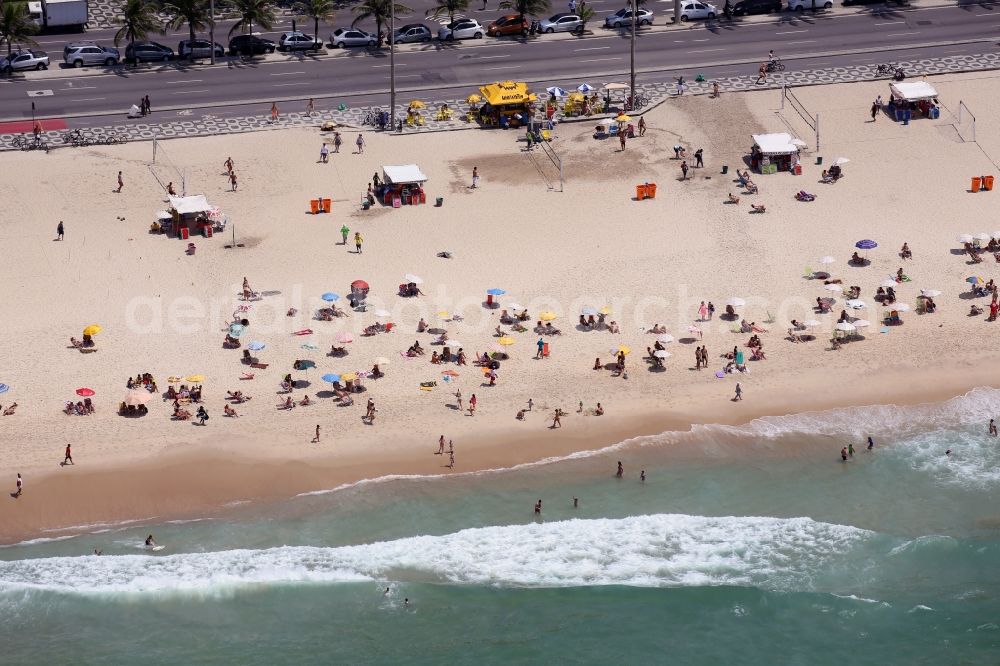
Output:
[[354, 232, 363, 254]]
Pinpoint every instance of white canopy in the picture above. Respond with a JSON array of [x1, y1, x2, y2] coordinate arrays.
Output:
[[890, 81, 938, 102], [168, 195, 212, 215], [382, 164, 428, 185], [752, 132, 800, 156]]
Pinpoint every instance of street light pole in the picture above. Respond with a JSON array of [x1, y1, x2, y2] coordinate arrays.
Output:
[[390, 3, 396, 131], [209, 0, 215, 65], [629, 0, 636, 108]]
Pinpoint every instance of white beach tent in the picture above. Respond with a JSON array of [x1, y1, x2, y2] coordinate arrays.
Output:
[[168, 195, 213, 215], [752, 132, 800, 156], [890, 81, 938, 102], [382, 164, 428, 185]]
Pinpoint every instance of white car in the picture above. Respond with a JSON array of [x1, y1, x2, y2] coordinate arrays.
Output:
[[278, 31, 321, 51], [438, 18, 485, 40], [674, 1, 718, 21], [787, 0, 832, 9], [604, 8, 653, 28], [329, 28, 377, 48], [539, 13, 583, 33]]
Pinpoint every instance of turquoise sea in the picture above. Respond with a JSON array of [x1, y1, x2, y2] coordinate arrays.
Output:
[[2, 389, 999, 664]]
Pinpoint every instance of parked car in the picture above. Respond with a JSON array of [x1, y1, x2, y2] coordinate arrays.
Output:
[[604, 8, 653, 28], [125, 41, 174, 62], [1, 49, 49, 72], [63, 42, 119, 68], [787, 0, 832, 8], [228, 34, 276, 55], [178, 39, 225, 59], [673, 1, 717, 21], [539, 13, 583, 33], [732, 0, 781, 14], [329, 27, 377, 48], [438, 18, 485, 40], [487, 14, 530, 36], [393, 24, 433, 43], [278, 31, 322, 51]]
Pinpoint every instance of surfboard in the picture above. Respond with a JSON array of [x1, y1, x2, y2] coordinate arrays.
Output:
[[147, 545, 164, 552]]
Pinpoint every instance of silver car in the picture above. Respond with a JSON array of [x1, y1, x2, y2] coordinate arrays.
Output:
[[393, 24, 433, 43], [63, 42, 119, 68], [1, 49, 49, 72], [329, 28, 377, 48], [604, 8, 653, 28], [438, 18, 485, 40], [539, 13, 583, 33]]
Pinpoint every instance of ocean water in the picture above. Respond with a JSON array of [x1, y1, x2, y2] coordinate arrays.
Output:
[[2, 389, 1000, 664]]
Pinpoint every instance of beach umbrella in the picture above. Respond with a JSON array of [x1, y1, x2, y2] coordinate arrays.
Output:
[[296, 359, 317, 369], [726, 297, 746, 307], [507, 303, 525, 311], [855, 239, 877, 250], [688, 325, 702, 334], [0, 383, 8, 394], [791, 138, 808, 148], [824, 283, 843, 292], [497, 336, 516, 346], [123, 389, 152, 406], [409, 100, 426, 109], [167, 376, 183, 384], [539, 311, 558, 321], [466, 94, 481, 104], [228, 323, 246, 338], [577, 83, 595, 93], [437, 311, 451, 319], [581, 306, 599, 316], [992, 231, 1000, 240], [185, 375, 205, 382], [247, 341, 266, 351], [546, 86, 568, 97], [852, 319, 871, 328], [834, 157, 850, 166], [653, 349, 671, 358], [846, 299, 867, 309], [486, 288, 506, 296], [616, 114, 631, 123], [444, 340, 462, 348], [818, 256, 836, 265], [656, 334, 674, 344], [599, 306, 612, 315], [611, 345, 631, 356], [321, 292, 340, 302], [920, 289, 942, 298], [373, 356, 390, 366], [76, 388, 95, 397], [488, 342, 504, 354], [341, 372, 359, 382], [336, 332, 355, 344], [373, 309, 392, 318], [974, 233, 991, 242], [321, 373, 341, 383], [880, 278, 898, 288], [835, 322, 856, 332], [83, 325, 102, 336], [894, 303, 910, 312], [351, 279, 370, 290], [967, 276, 984, 285], [404, 274, 423, 284], [802, 320, 821, 327], [956, 234, 974, 244]]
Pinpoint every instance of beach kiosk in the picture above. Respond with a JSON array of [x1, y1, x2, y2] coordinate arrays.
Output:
[[477, 81, 538, 128], [379, 164, 428, 207], [887, 81, 940, 122], [750, 133, 802, 174], [162, 195, 216, 239]]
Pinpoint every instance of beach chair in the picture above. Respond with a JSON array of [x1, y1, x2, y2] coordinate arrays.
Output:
[[541, 129, 552, 142], [406, 116, 416, 127], [804, 267, 813, 279]]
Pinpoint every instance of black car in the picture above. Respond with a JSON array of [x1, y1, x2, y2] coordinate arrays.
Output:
[[731, 0, 781, 14], [125, 41, 174, 62], [229, 34, 276, 56]]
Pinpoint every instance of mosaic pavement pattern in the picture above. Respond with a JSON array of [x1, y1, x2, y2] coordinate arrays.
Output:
[[85, 0, 301, 30], [5, 51, 999, 151]]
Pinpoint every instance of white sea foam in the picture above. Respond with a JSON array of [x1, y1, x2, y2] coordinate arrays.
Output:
[[0, 514, 871, 595]]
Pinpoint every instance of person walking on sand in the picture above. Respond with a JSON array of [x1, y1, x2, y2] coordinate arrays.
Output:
[[340, 225, 350, 245], [115, 171, 124, 193], [712, 81, 720, 98], [63, 443, 73, 465], [638, 116, 646, 137], [13, 473, 22, 497], [867, 436, 875, 451], [468, 394, 477, 416], [436, 435, 445, 454], [870, 101, 879, 122], [448, 449, 455, 468], [333, 131, 342, 153], [455, 389, 463, 411], [698, 301, 708, 321], [527, 398, 533, 412], [197, 406, 209, 425], [552, 409, 562, 428], [270, 102, 279, 122], [224, 157, 234, 175], [619, 131, 627, 152], [694, 148, 704, 168], [354, 232, 363, 254], [848, 443, 855, 458], [471, 166, 479, 189], [230, 171, 238, 191], [320, 142, 329, 163], [616, 461, 623, 478], [56, 220, 64, 241], [734, 382, 743, 401], [841, 446, 848, 462], [681, 160, 689, 180], [536, 337, 545, 359], [356, 133, 365, 154], [313, 425, 321, 443]]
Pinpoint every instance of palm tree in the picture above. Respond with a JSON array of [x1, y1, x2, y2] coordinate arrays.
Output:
[[425, 0, 468, 26], [228, 0, 277, 37], [575, 1, 594, 31], [161, 0, 212, 47], [351, 0, 411, 47], [0, 1, 38, 57], [498, 0, 549, 28], [115, 0, 164, 54], [294, 0, 334, 44]]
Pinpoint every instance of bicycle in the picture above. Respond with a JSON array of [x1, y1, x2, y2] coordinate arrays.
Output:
[[766, 59, 785, 73], [626, 95, 649, 111], [102, 131, 129, 145], [874, 63, 897, 77], [362, 108, 383, 126], [63, 129, 92, 147], [12, 134, 48, 152]]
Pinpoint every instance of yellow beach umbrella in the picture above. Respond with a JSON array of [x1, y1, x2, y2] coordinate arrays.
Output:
[[409, 100, 426, 109], [83, 325, 102, 336], [497, 336, 516, 346], [185, 374, 205, 382], [466, 94, 482, 104], [599, 306, 612, 315], [437, 311, 451, 319], [616, 114, 631, 123], [613, 345, 631, 356], [568, 92, 585, 102], [539, 311, 558, 321], [341, 372, 358, 382], [167, 376, 183, 384]]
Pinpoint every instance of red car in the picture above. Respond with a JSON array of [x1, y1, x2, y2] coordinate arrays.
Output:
[[487, 14, 530, 37]]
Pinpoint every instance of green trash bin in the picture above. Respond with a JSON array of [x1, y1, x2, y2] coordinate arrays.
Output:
[[815, 156, 823, 166], [436, 197, 444, 207], [721, 165, 729, 175]]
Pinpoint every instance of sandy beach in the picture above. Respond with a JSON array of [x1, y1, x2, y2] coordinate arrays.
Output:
[[2, 70, 1000, 543]]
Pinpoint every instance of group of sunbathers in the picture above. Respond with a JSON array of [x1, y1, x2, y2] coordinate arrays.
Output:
[[276, 395, 313, 410], [875, 286, 897, 304], [65, 399, 93, 416], [740, 320, 768, 334], [398, 282, 425, 297], [126, 373, 158, 393], [499, 309, 531, 324], [534, 322, 563, 335], [430, 348, 466, 365], [363, 321, 393, 336], [406, 340, 425, 356], [736, 170, 758, 194], [318, 305, 348, 320], [69, 334, 96, 349], [166, 384, 202, 402]]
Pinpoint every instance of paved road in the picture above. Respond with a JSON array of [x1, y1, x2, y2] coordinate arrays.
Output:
[[3, 2, 998, 126]]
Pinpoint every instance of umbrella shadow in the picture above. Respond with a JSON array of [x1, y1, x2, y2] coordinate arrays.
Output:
[[678, 337, 699, 344]]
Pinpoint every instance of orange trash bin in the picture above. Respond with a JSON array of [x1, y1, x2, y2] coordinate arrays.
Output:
[[971, 177, 981, 193], [636, 184, 647, 200], [322, 198, 332, 213], [542, 342, 550, 357], [984, 175, 995, 191], [310, 199, 320, 214], [647, 183, 657, 198]]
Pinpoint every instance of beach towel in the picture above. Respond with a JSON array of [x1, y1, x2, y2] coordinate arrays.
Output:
[[715, 371, 725, 378], [293, 329, 313, 336], [300, 343, 319, 350], [420, 381, 438, 388]]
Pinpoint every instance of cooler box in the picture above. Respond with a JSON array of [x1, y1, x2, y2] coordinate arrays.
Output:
[[983, 175, 995, 191], [419, 191, 426, 204], [636, 184, 647, 200], [971, 177, 981, 193], [794, 164, 802, 175], [929, 107, 940, 119], [178, 227, 189, 240], [310, 199, 319, 214], [202, 225, 212, 238], [542, 343, 550, 357], [322, 198, 332, 213], [392, 197, 401, 208], [646, 183, 657, 198]]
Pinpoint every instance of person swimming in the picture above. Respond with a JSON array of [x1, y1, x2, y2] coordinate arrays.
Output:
[[145, 534, 156, 547]]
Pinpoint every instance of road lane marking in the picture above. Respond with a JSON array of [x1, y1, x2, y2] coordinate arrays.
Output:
[[71, 97, 105, 101], [371, 64, 407, 67], [66, 85, 96, 89], [786, 40, 817, 44], [775, 29, 808, 34], [579, 56, 623, 62], [692, 38, 710, 42], [269, 71, 306, 75], [574, 46, 611, 51], [690, 48, 725, 53], [166, 79, 203, 84], [273, 82, 310, 87], [473, 54, 512, 59], [886, 31, 920, 36], [483, 65, 521, 70], [170, 89, 209, 94]]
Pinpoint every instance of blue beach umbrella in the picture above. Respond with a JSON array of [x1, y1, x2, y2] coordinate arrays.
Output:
[[486, 288, 506, 296], [577, 83, 595, 93], [0, 383, 9, 394], [321, 373, 341, 383], [546, 86, 568, 97], [855, 239, 877, 250], [297, 359, 317, 369], [228, 323, 246, 337], [321, 292, 340, 302], [247, 341, 266, 351]]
